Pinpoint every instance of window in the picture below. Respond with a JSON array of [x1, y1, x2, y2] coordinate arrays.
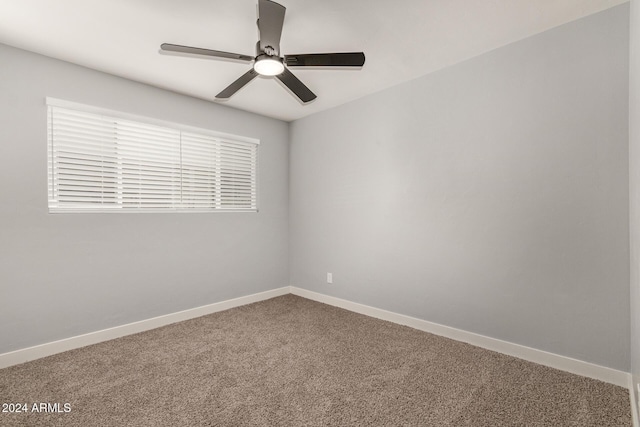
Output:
[[47, 99, 258, 213]]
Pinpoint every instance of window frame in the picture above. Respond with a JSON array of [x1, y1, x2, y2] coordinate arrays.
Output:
[[46, 97, 260, 214]]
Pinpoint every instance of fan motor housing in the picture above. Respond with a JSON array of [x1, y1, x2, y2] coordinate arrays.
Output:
[[256, 41, 279, 58]]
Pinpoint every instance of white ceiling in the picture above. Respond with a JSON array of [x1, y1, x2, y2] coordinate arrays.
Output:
[[0, 0, 628, 122]]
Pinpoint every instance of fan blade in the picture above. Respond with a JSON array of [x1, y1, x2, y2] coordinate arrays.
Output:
[[284, 52, 366, 67], [161, 43, 253, 62], [276, 68, 316, 103], [216, 69, 259, 99], [258, 0, 285, 55]]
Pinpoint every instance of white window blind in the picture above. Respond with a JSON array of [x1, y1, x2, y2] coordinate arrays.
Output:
[[47, 100, 258, 213]]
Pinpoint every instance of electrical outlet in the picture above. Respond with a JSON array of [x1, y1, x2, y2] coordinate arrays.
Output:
[[327, 272, 333, 284]]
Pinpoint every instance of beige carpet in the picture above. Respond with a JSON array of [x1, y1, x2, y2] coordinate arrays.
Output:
[[0, 295, 631, 426]]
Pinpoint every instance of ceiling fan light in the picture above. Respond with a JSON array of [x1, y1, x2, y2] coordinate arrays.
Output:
[[254, 56, 285, 76]]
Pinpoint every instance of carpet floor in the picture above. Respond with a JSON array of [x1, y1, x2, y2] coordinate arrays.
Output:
[[0, 295, 631, 426]]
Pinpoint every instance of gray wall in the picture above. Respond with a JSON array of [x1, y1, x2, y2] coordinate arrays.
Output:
[[630, 0, 640, 406], [290, 5, 630, 370], [0, 44, 289, 354]]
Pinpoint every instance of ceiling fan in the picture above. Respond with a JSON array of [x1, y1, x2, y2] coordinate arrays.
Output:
[[160, 0, 365, 104]]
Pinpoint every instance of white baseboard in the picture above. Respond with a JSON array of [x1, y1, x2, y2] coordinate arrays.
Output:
[[0, 285, 631, 391], [290, 286, 630, 388], [0, 287, 289, 369], [631, 375, 640, 427]]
